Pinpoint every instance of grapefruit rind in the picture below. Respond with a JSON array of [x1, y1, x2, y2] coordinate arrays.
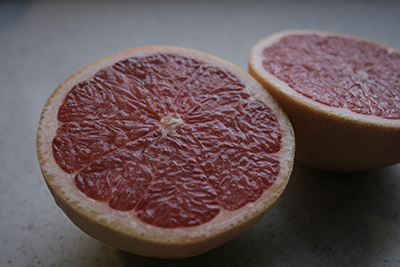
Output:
[[249, 30, 400, 172], [37, 46, 295, 258]]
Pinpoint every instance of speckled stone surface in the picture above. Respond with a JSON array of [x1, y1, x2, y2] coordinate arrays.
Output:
[[1, 1, 400, 266]]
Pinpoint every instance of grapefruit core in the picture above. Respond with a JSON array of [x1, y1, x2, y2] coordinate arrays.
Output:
[[37, 46, 295, 258], [249, 30, 400, 172]]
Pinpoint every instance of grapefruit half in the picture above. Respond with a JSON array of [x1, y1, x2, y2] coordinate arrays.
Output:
[[37, 46, 295, 258], [249, 30, 400, 172]]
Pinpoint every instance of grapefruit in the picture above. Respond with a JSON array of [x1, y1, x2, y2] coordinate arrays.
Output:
[[249, 30, 400, 172], [37, 46, 295, 258]]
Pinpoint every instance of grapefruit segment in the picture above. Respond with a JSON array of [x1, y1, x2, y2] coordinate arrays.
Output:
[[249, 30, 400, 172], [53, 120, 157, 174], [37, 46, 294, 258]]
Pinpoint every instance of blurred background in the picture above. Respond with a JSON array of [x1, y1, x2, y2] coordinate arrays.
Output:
[[1, 0, 400, 266]]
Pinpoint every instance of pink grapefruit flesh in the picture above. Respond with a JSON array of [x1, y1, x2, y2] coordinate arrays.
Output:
[[262, 34, 400, 119]]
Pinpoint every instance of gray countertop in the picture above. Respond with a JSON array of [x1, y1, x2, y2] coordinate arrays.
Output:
[[1, 0, 400, 266]]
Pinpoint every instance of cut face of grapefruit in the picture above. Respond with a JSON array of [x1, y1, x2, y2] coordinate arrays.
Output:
[[37, 46, 295, 258], [249, 30, 400, 172]]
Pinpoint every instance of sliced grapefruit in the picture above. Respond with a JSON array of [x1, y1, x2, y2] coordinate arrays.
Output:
[[37, 46, 295, 258], [249, 30, 400, 172]]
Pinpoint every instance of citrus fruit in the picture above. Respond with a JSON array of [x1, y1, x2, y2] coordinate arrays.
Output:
[[249, 30, 400, 172], [36, 46, 295, 258]]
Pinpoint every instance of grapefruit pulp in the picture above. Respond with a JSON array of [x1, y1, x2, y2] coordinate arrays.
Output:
[[37, 46, 295, 258], [249, 30, 400, 172]]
